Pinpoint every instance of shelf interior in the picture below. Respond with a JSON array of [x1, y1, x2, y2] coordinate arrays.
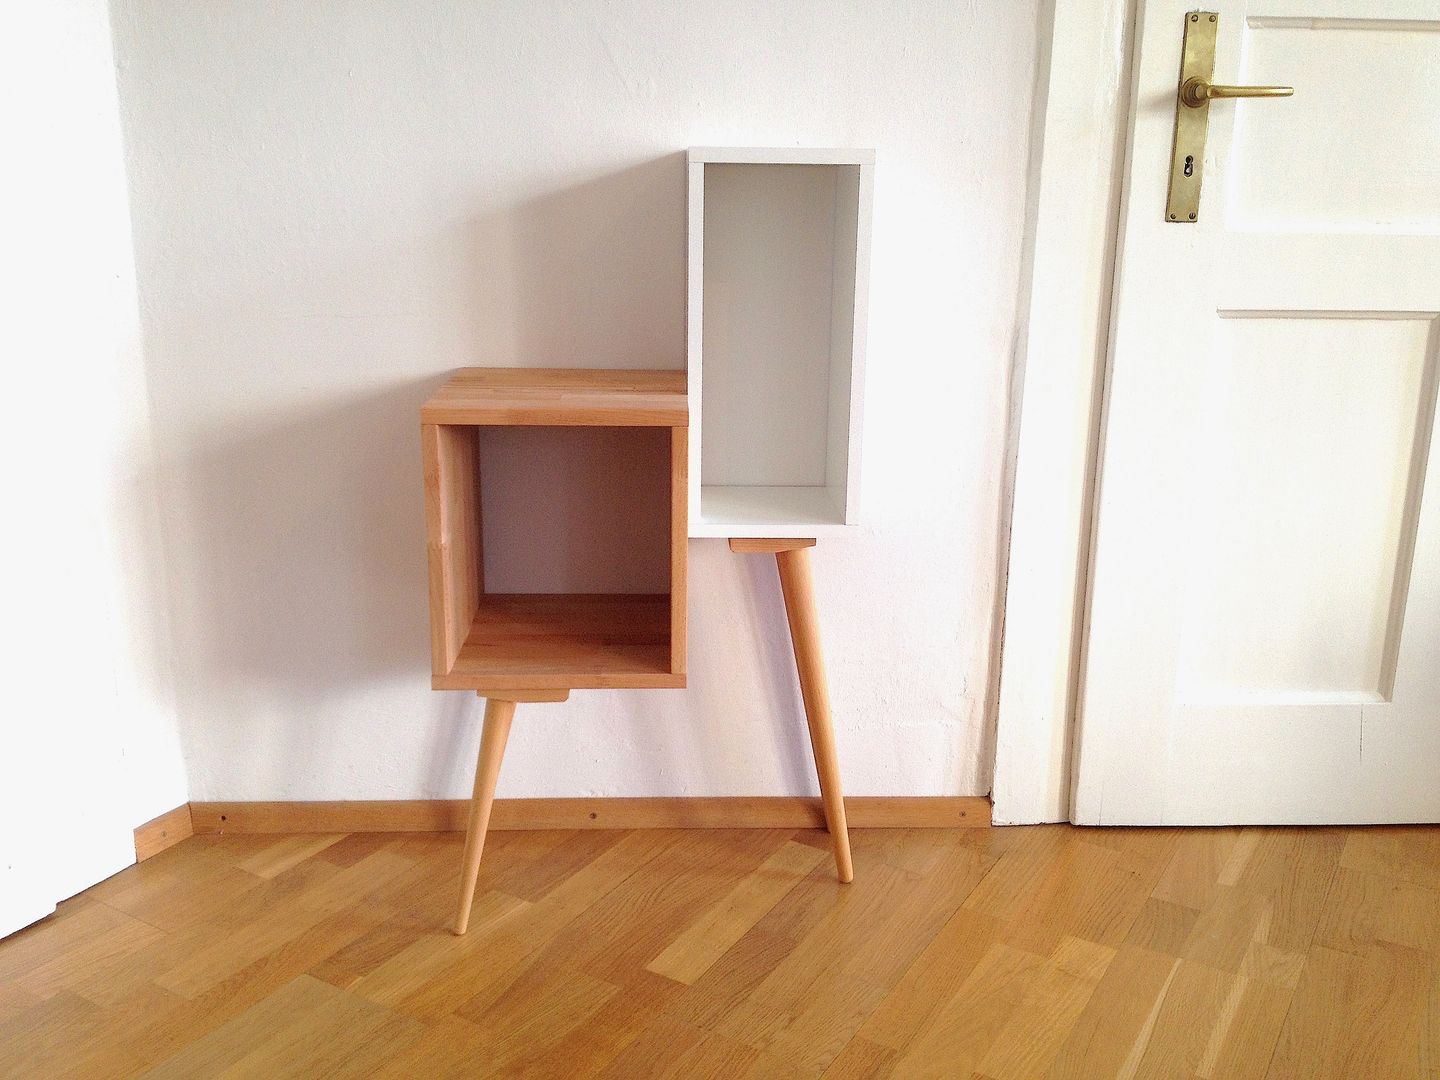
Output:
[[696, 161, 862, 535], [442, 593, 680, 690], [478, 426, 671, 593], [695, 485, 847, 538]]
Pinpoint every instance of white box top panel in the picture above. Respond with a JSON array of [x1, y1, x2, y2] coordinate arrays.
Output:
[[688, 147, 875, 166]]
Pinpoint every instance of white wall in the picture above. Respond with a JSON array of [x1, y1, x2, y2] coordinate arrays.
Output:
[[110, 1, 1040, 801], [1, 0, 188, 931]]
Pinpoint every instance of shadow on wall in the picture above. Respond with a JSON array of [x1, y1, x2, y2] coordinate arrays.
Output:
[[169, 149, 689, 697], [164, 152, 818, 797], [465, 153, 686, 370], [615, 540, 821, 799], [174, 378, 440, 695]]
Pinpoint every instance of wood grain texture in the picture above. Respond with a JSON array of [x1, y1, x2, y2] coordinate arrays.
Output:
[[12, 823, 1440, 1077], [434, 593, 682, 691], [422, 422, 481, 677], [729, 537, 817, 553], [420, 368, 687, 427], [134, 804, 194, 862], [186, 797, 992, 835], [775, 543, 853, 883], [670, 425, 688, 675], [454, 698, 515, 934], [480, 688, 571, 703]]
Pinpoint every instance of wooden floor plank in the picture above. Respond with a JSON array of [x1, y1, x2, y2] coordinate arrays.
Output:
[[1042, 944, 1180, 1080], [596, 1013, 708, 1078], [7, 902, 165, 1002], [557, 829, 798, 990], [819, 1036, 899, 1078], [0, 990, 107, 1078], [1150, 828, 1247, 911], [1312, 866, 1440, 958], [445, 960, 619, 1075], [1266, 942, 1431, 1079], [237, 834, 349, 879], [154, 848, 416, 999], [708, 850, 989, 1069], [2, 823, 1438, 1078], [138, 974, 422, 1079], [348, 890, 532, 1009], [1198, 975, 1295, 1080], [647, 840, 827, 985], [855, 905, 1003, 1052], [392, 829, 676, 1023], [976, 936, 1115, 1079], [889, 941, 1049, 1078], [512, 967, 678, 1077], [1421, 963, 1440, 1078], [1339, 826, 1440, 892], [1123, 896, 1200, 956], [998, 835, 1155, 957], [1130, 959, 1237, 1079]]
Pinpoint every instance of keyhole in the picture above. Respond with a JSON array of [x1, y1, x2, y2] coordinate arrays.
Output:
[[1183, 155, 1194, 177]]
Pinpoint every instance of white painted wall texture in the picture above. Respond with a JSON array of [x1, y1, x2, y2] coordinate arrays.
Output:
[[2, 0, 188, 928], [110, 1, 1040, 801]]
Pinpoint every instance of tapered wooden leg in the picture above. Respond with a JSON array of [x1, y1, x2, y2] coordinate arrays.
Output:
[[774, 544, 854, 884], [454, 697, 515, 935]]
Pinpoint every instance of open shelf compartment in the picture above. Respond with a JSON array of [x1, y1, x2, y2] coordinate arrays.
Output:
[[422, 369, 687, 690], [687, 147, 873, 538]]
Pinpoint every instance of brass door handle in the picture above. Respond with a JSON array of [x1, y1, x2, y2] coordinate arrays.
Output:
[[1181, 77, 1294, 108], [1167, 11, 1295, 222]]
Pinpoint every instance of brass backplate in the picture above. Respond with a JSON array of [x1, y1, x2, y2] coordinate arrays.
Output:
[[1166, 11, 1218, 223]]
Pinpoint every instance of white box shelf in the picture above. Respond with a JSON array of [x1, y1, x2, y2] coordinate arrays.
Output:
[[687, 147, 874, 538]]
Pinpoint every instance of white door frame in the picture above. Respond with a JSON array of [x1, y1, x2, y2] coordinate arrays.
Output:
[[991, 0, 1139, 824]]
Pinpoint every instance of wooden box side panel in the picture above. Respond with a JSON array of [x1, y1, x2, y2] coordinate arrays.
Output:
[[423, 423, 482, 677], [670, 425, 688, 675]]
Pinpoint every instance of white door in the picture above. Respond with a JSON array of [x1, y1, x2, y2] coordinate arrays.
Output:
[[1075, 0, 1440, 824]]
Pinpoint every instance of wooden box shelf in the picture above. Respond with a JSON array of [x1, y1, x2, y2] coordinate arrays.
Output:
[[422, 369, 687, 691], [442, 594, 676, 690]]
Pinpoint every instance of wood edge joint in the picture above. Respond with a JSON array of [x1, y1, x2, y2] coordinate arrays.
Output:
[[728, 537, 818, 554], [480, 688, 571, 703], [133, 803, 196, 862]]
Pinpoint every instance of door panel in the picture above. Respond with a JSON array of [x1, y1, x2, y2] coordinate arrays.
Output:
[[1228, 18, 1440, 232], [1075, 0, 1440, 824], [1177, 314, 1436, 702]]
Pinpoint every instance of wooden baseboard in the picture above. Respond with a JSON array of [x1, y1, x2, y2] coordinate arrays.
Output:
[[185, 796, 990, 835], [134, 804, 195, 861]]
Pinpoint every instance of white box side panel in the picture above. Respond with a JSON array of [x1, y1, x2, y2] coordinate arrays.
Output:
[[687, 159, 705, 528], [826, 165, 859, 508], [843, 161, 874, 524]]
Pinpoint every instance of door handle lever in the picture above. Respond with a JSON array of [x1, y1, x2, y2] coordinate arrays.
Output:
[[1180, 78, 1293, 108]]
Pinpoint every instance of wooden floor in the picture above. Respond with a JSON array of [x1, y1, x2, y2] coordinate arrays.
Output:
[[2, 823, 1438, 1078]]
